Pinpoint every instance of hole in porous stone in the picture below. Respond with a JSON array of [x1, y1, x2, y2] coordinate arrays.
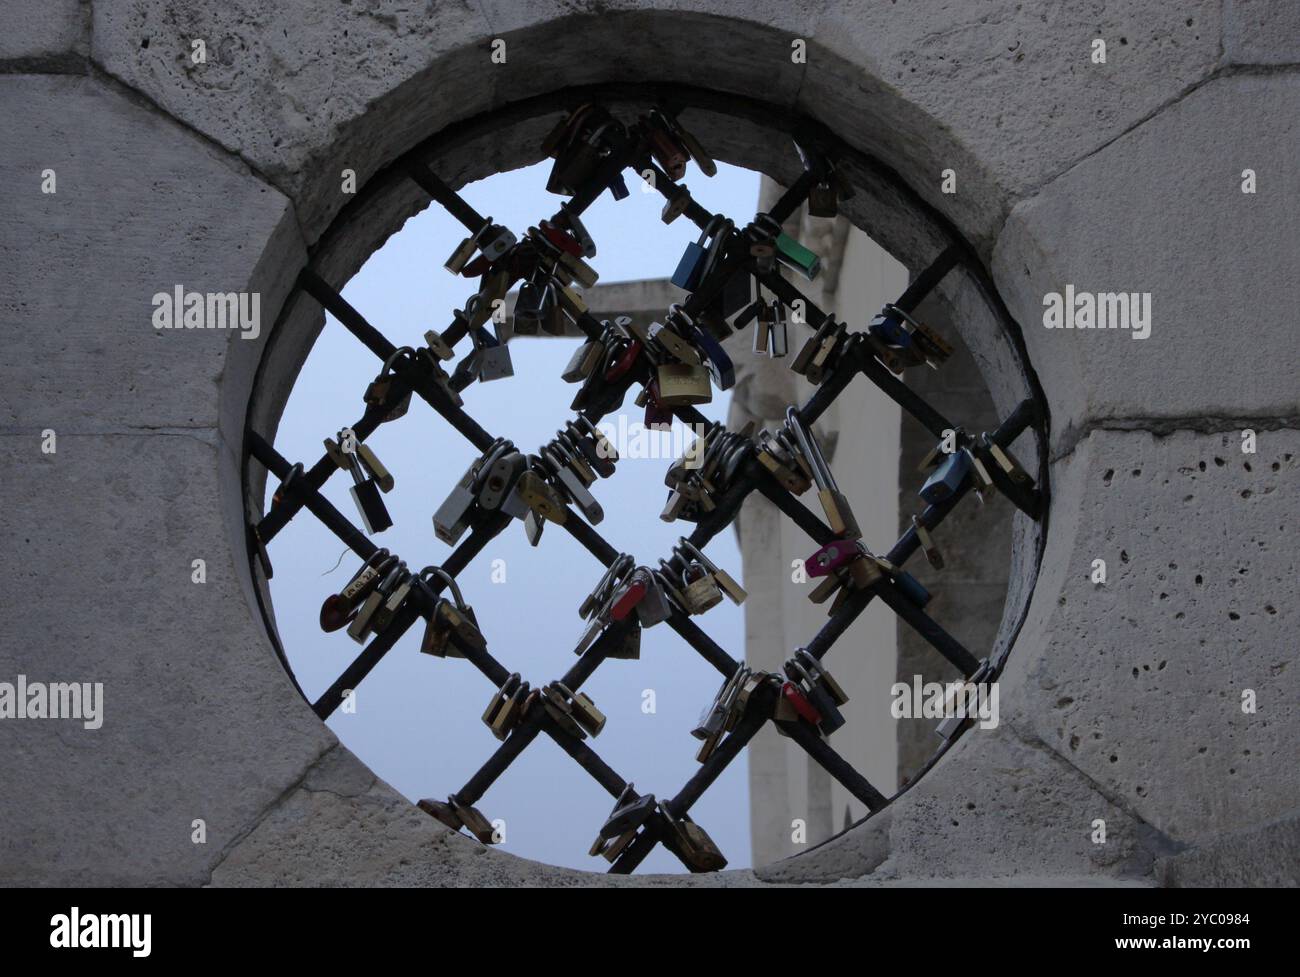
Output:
[[1120, 550, 1129, 563], [1069, 735, 1079, 751], [1228, 612, 1240, 621], [1056, 697, 1074, 708], [1158, 660, 1166, 670], [1109, 754, 1118, 763], [1103, 468, 1114, 485], [1244, 461, 1252, 472], [1198, 746, 1207, 754], [140, 38, 150, 49], [1195, 575, 1203, 585], [1214, 457, 1225, 467], [1131, 469, 1141, 477], [1241, 489, 1253, 499], [1265, 605, 1276, 615]]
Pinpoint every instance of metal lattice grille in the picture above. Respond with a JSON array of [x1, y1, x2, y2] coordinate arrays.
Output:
[[244, 102, 1045, 874]]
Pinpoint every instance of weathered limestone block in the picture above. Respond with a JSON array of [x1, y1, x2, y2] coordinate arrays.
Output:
[[0, 74, 303, 433], [0, 0, 88, 69], [1156, 811, 1300, 887], [1012, 428, 1297, 843], [993, 74, 1300, 454], [1223, 0, 1300, 65], [884, 722, 1157, 880], [0, 435, 333, 885], [801, 0, 1221, 249]]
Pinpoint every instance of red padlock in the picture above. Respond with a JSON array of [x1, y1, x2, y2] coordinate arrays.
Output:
[[781, 681, 823, 727], [604, 339, 643, 382], [319, 593, 357, 633], [644, 378, 673, 430], [609, 578, 649, 621], [539, 220, 584, 258]]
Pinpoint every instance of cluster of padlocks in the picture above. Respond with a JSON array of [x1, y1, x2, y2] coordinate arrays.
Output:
[[249, 98, 1046, 872]]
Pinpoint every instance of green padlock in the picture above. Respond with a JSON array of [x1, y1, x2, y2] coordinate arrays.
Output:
[[775, 231, 821, 281]]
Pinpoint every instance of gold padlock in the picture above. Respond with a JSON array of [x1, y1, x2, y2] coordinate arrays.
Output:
[[656, 362, 713, 406]]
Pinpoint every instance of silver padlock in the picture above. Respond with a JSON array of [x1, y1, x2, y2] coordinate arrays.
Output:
[[786, 407, 860, 540]]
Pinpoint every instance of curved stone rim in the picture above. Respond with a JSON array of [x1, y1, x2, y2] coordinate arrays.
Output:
[[238, 82, 1053, 874]]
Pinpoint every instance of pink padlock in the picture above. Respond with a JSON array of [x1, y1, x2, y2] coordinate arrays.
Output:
[[805, 538, 862, 578]]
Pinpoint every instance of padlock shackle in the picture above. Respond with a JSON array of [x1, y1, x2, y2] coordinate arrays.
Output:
[[419, 565, 467, 609]]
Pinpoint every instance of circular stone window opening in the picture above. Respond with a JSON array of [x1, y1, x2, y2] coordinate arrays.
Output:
[[242, 94, 1049, 875]]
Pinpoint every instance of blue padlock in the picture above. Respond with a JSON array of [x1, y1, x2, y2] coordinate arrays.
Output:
[[672, 216, 725, 292], [688, 321, 735, 391], [920, 450, 971, 505], [869, 308, 913, 350]]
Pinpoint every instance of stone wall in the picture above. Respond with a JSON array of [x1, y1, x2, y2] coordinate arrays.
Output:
[[1, 0, 1295, 886]]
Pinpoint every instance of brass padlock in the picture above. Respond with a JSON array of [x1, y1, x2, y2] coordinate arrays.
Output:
[[655, 362, 712, 406]]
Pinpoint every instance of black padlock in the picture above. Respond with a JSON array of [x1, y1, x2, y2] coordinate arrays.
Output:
[[345, 450, 393, 535]]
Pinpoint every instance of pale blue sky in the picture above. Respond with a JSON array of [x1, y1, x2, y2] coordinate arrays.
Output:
[[267, 159, 762, 872]]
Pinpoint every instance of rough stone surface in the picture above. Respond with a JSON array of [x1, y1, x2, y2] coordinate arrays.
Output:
[[1012, 428, 1297, 843], [993, 73, 1300, 455], [2, 2, 1294, 888], [884, 724, 1159, 881], [0, 74, 304, 433], [1223, 1, 1300, 65], [1155, 811, 1300, 887], [756, 810, 892, 884], [0, 0, 88, 69], [0, 434, 333, 885]]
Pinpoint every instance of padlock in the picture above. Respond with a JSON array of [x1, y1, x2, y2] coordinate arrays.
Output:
[[785, 658, 844, 735], [471, 321, 514, 383], [768, 300, 789, 357], [680, 562, 724, 615], [920, 448, 972, 505], [423, 327, 456, 362], [656, 108, 716, 177], [512, 470, 568, 525], [475, 446, 527, 512], [320, 549, 393, 632], [600, 786, 657, 840], [774, 228, 821, 281], [794, 648, 849, 706], [540, 445, 603, 523], [633, 569, 672, 627], [540, 683, 589, 740], [646, 115, 689, 180], [482, 673, 529, 740], [342, 441, 393, 535], [678, 539, 746, 605], [807, 180, 837, 218], [418, 566, 484, 658], [363, 347, 413, 422], [561, 337, 605, 383], [805, 538, 863, 579], [347, 560, 406, 643], [752, 304, 771, 356], [912, 513, 944, 569], [981, 432, 1034, 486], [655, 362, 713, 406], [785, 407, 860, 540], [659, 803, 726, 871], [449, 795, 498, 845], [433, 442, 503, 546], [671, 215, 727, 292], [660, 182, 692, 224], [775, 680, 822, 728]]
